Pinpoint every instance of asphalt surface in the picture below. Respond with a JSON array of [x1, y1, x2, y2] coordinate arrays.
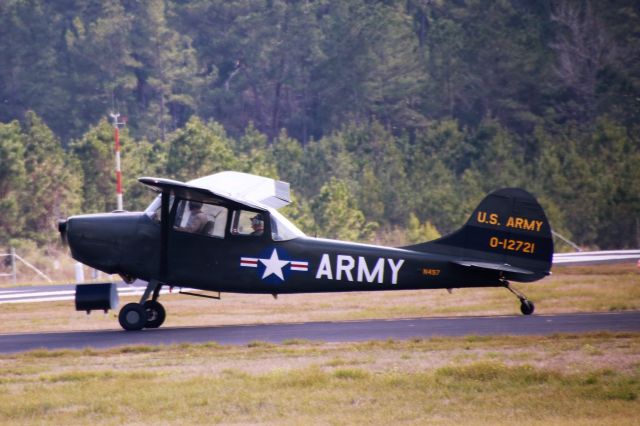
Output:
[[0, 311, 638, 354]]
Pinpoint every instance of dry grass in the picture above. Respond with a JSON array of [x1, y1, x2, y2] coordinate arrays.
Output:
[[1, 263, 639, 333], [0, 333, 638, 425]]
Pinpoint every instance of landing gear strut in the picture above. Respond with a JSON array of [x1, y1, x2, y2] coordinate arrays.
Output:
[[118, 280, 166, 331], [501, 280, 535, 315]]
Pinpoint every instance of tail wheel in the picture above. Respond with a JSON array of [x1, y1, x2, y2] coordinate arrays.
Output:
[[143, 300, 166, 329], [118, 303, 146, 331], [502, 280, 535, 316]]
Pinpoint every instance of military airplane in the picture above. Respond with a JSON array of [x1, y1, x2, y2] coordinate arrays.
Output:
[[58, 172, 553, 331]]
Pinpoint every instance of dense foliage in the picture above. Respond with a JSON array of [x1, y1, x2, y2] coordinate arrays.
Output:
[[0, 0, 639, 249]]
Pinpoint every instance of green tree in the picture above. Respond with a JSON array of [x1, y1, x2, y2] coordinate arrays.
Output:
[[20, 112, 82, 244], [340, 122, 410, 224], [0, 1, 69, 137], [235, 124, 279, 179], [173, 0, 324, 141], [550, 1, 616, 125], [467, 118, 528, 191], [279, 191, 315, 235], [61, 1, 136, 140], [311, 177, 377, 241], [0, 120, 26, 243], [163, 116, 238, 181], [416, 11, 466, 120], [410, 158, 461, 234], [406, 213, 441, 244], [313, 1, 424, 136], [127, 0, 203, 141], [532, 125, 610, 247], [271, 129, 306, 186], [359, 166, 385, 223], [70, 119, 118, 213], [299, 131, 358, 199], [408, 120, 469, 232], [529, 125, 572, 242], [121, 136, 164, 211], [589, 117, 640, 248]]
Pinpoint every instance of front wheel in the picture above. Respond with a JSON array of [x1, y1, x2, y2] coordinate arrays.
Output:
[[143, 300, 166, 329], [118, 303, 146, 331]]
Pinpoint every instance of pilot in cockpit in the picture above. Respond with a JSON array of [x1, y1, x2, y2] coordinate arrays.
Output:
[[184, 201, 208, 233], [250, 214, 264, 236]]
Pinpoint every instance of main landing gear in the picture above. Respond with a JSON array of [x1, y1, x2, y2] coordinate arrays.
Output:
[[501, 280, 535, 315], [118, 280, 166, 331]]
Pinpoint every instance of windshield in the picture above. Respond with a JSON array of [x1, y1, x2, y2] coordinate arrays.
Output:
[[269, 208, 306, 241], [144, 195, 174, 222]]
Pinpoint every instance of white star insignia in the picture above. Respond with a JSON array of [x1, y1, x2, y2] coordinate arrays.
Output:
[[260, 249, 289, 281]]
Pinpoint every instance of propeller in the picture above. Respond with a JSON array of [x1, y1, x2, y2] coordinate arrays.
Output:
[[58, 219, 68, 246]]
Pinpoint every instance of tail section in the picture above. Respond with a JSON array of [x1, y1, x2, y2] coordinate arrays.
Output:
[[407, 188, 553, 282]]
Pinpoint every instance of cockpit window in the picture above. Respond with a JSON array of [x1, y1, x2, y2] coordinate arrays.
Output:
[[230, 210, 264, 236], [174, 199, 227, 238], [146, 194, 304, 241]]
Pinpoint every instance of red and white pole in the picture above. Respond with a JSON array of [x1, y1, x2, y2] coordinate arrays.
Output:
[[110, 113, 123, 211]]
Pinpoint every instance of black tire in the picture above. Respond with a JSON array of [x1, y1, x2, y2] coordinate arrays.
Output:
[[143, 300, 166, 329], [118, 303, 147, 331], [520, 300, 535, 315]]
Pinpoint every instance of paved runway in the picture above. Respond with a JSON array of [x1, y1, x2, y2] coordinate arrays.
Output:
[[1, 311, 638, 354]]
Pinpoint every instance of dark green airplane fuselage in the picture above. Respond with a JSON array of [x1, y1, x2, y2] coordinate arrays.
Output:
[[66, 212, 502, 295]]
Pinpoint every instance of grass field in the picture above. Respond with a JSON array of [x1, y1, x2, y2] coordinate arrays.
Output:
[[0, 334, 638, 425], [0, 264, 638, 424]]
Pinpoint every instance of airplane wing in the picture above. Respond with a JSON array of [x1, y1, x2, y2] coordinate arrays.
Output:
[[552, 250, 640, 266], [187, 172, 291, 209], [138, 177, 268, 212]]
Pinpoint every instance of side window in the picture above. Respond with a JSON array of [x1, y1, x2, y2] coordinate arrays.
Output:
[[174, 199, 227, 238], [230, 210, 265, 237]]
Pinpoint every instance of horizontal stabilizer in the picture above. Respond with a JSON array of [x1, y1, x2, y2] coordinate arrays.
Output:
[[452, 260, 536, 275]]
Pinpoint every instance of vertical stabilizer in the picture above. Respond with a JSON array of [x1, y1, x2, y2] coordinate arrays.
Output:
[[405, 188, 553, 282]]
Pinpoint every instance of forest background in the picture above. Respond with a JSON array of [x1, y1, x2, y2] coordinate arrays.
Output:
[[1, 0, 639, 257]]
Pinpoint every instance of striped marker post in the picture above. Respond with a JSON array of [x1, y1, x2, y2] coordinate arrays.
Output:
[[110, 113, 123, 211]]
